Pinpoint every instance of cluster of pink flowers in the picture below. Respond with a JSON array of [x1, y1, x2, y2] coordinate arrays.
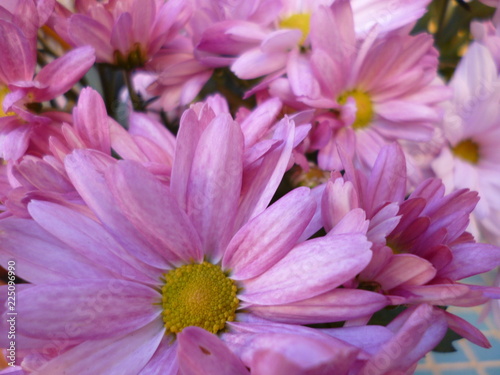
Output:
[[0, 0, 500, 374]]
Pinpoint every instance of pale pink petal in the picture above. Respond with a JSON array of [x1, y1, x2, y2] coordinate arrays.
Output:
[[240, 97, 282, 148], [14, 280, 161, 340], [72, 87, 111, 153], [110, 12, 133, 56], [177, 327, 249, 375], [440, 242, 500, 280], [249, 288, 389, 324], [106, 160, 203, 263], [186, 114, 243, 261], [231, 49, 288, 80], [322, 178, 359, 232], [138, 338, 178, 375], [235, 332, 359, 375], [235, 118, 294, 229], [240, 233, 372, 305], [34, 320, 165, 375], [0, 217, 115, 283], [444, 310, 491, 348], [360, 304, 447, 374], [377, 254, 436, 291], [0, 20, 35, 82], [34, 46, 96, 102], [27, 200, 160, 285], [223, 187, 315, 280], [69, 15, 114, 63], [170, 108, 207, 211], [65, 150, 170, 268]]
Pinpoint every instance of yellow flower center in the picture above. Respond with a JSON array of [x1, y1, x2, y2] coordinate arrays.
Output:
[[452, 139, 480, 164], [162, 262, 239, 335], [0, 86, 15, 117], [279, 13, 311, 45], [338, 90, 374, 130]]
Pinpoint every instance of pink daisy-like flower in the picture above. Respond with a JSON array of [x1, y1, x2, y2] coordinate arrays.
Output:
[[0, 108, 386, 373], [323, 143, 500, 346], [270, 0, 448, 173], [51, 0, 191, 69], [0, 14, 95, 161], [432, 42, 500, 246]]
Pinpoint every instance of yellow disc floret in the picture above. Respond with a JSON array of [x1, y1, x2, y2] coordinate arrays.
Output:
[[279, 13, 311, 45], [162, 262, 239, 335], [452, 139, 480, 164], [338, 90, 374, 130], [0, 85, 15, 117]]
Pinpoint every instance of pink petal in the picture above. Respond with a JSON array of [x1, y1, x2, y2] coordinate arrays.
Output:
[[13, 280, 161, 340], [0, 217, 115, 283], [106, 160, 203, 263], [444, 310, 491, 348], [110, 12, 134, 56], [69, 15, 114, 63], [138, 338, 178, 375], [235, 332, 359, 375], [27, 200, 160, 285], [235, 118, 295, 229], [322, 179, 359, 232], [240, 97, 282, 148], [360, 304, 447, 374], [72, 87, 111, 153], [34, 46, 96, 102], [377, 254, 436, 291], [35, 320, 165, 375], [65, 150, 169, 268], [186, 114, 244, 261], [170, 108, 208, 211], [223, 187, 315, 280], [440, 242, 500, 280], [0, 20, 35, 82], [249, 288, 389, 324], [365, 143, 406, 217], [177, 327, 249, 375], [231, 49, 288, 80], [240, 233, 372, 305]]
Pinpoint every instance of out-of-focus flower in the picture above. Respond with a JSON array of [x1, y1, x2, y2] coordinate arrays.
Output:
[[432, 42, 500, 246], [269, 0, 448, 174], [0, 15, 95, 160], [51, 0, 191, 69]]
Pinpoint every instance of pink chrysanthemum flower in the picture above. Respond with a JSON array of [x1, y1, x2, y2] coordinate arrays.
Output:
[[50, 0, 190, 69], [0, 15, 95, 160], [269, 0, 448, 173], [323, 143, 500, 347], [432, 43, 500, 246], [194, 0, 431, 79], [0, 108, 386, 373]]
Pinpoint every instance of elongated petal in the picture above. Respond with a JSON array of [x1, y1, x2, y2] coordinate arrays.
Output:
[[235, 118, 294, 229], [360, 304, 447, 374], [444, 310, 490, 348], [13, 280, 161, 340], [0, 20, 35, 82], [34, 46, 96, 102], [440, 242, 500, 280], [377, 254, 436, 291], [178, 327, 249, 375], [186, 114, 243, 261], [28, 200, 160, 285], [65, 150, 170, 268], [223, 187, 315, 280], [73, 87, 111, 154], [0, 217, 114, 283], [69, 15, 114, 63], [235, 332, 359, 375], [249, 288, 389, 324], [106, 160, 203, 263], [240, 233, 372, 305], [138, 339, 178, 375], [110, 12, 133, 56], [34, 320, 165, 375]]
